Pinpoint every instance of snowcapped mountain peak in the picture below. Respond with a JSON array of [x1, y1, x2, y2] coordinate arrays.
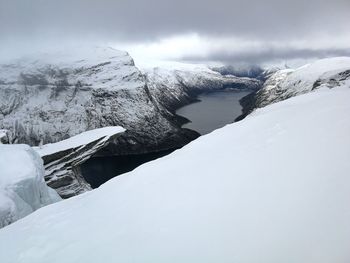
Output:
[[0, 47, 148, 146], [0, 46, 144, 92]]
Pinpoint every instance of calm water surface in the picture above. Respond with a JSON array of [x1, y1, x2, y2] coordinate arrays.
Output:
[[176, 90, 251, 135]]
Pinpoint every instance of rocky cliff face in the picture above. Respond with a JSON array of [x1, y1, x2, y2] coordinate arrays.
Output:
[[34, 127, 125, 198], [238, 57, 350, 118], [0, 47, 159, 145]]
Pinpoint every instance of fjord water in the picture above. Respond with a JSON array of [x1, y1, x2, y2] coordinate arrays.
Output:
[[81, 149, 174, 188], [176, 90, 251, 135]]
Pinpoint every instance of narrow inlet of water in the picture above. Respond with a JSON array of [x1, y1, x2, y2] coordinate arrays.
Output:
[[176, 90, 250, 135]]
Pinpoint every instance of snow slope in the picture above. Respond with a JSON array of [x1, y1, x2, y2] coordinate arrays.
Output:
[[34, 127, 125, 198], [252, 57, 350, 108], [0, 145, 61, 228], [0, 87, 349, 262]]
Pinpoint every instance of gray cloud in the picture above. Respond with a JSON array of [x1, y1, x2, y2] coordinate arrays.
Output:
[[0, 0, 349, 64], [181, 47, 350, 65]]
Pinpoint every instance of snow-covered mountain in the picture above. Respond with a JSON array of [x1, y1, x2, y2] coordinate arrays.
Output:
[[0, 86, 349, 262], [0, 47, 261, 196], [0, 145, 60, 228], [0, 47, 260, 148], [34, 127, 125, 198], [0, 47, 163, 146], [239, 57, 350, 117], [143, 64, 261, 122]]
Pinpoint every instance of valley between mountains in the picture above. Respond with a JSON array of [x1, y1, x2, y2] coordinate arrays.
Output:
[[0, 49, 350, 263]]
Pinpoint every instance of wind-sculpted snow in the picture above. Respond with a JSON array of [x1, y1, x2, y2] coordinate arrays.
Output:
[[1, 87, 349, 262], [242, 57, 350, 113], [0, 145, 61, 229], [33, 127, 125, 198]]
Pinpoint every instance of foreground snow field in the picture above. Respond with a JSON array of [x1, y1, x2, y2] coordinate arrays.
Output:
[[0, 145, 61, 228], [0, 87, 350, 262]]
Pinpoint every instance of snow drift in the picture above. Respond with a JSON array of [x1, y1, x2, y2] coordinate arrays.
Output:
[[0, 87, 349, 262], [0, 145, 61, 228]]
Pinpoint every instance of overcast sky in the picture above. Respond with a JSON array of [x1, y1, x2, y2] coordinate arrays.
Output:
[[1, 0, 349, 66]]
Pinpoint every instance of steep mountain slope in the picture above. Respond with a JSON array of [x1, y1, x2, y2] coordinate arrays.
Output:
[[103, 62, 261, 156], [239, 57, 350, 117], [0, 47, 177, 148], [0, 145, 60, 228], [1, 87, 349, 262], [145, 65, 261, 107], [139, 65, 261, 128]]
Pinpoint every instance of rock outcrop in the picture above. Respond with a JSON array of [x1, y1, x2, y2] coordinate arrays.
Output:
[[34, 127, 125, 198]]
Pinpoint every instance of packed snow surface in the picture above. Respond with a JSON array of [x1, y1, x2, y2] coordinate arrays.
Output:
[[34, 126, 125, 157], [0, 88, 350, 262], [0, 145, 61, 228]]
